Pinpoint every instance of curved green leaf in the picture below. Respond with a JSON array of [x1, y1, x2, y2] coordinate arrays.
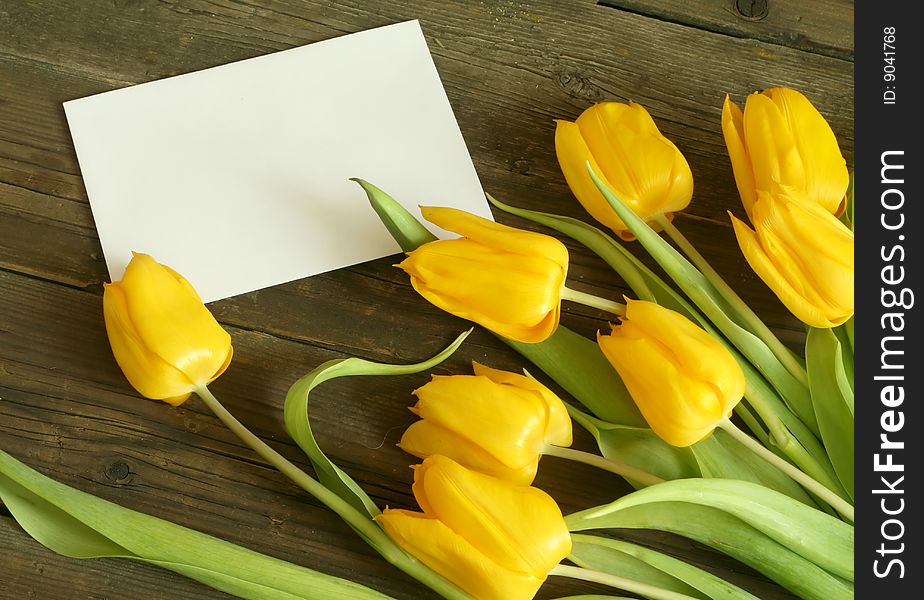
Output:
[[806, 327, 855, 499], [568, 501, 852, 600], [0, 450, 392, 600], [571, 535, 760, 600], [283, 330, 471, 518], [569, 537, 705, 599], [711, 429, 818, 509], [567, 478, 853, 581]]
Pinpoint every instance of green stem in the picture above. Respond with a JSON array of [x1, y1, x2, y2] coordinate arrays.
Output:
[[654, 216, 808, 386], [549, 564, 701, 600], [194, 385, 473, 600], [739, 376, 846, 500], [561, 285, 626, 315], [733, 402, 771, 448], [543, 445, 664, 488], [718, 418, 854, 523]]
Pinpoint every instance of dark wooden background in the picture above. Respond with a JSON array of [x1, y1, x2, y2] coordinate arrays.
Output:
[[0, 1, 853, 598]]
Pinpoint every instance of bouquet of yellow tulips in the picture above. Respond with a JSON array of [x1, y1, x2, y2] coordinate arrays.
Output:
[[0, 86, 853, 600]]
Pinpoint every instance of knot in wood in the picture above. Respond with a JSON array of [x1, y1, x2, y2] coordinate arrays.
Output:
[[105, 459, 132, 483], [735, 0, 769, 20], [556, 70, 603, 102], [511, 158, 532, 175]]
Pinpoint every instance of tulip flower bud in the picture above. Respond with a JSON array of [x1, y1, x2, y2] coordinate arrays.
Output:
[[398, 362, 573, 484], [103, 253, 233, 406], [721, 88, 849, 217], [730, 187, 854, 328], [397, 207, 569, 343], [597, 300, 745, 447], [375, 455, 572, 600], [555, 102, 693, 240]]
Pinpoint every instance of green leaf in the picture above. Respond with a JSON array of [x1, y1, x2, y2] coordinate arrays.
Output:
[[710, 429, 819, 510], [585, 166, 818, 436], [688, 432, 818, 509], [504, 326, 645, 427], [806, 327, 855, 499], [284, 330, 471, 518], [569, 537, 706, 599], [566, 403, 700, 484], [0, 449, 393, 600], [352, 178, 437, 252], [567, 478, 853, 581], [568, 501, 852, 600], [571, 534, 761, 600], [832, 318, 854, 392]]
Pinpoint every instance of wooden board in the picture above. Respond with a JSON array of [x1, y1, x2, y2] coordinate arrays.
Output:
[[0, 1, 853, 598]]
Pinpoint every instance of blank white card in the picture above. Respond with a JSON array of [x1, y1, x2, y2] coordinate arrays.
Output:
[[64, 20, 491, 303]]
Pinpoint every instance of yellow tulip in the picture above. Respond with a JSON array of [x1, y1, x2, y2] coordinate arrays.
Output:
[[397, 207, 568, 343], [398, 362, 573, 484], [721, 88, 849, 217], [597, 299, 745, 447], [375, 455, 571, 600], [103, 252, 233, 406], [555, 102, 693, 240], [730, 187, 854, 328]]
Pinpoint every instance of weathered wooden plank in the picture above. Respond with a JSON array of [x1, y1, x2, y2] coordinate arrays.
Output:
[[0, 0, 853, 347], [598, 0, 854, 60]]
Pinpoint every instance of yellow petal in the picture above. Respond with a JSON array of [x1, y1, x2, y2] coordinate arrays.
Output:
[[119, 253, 232, 387], [575, 102, 693, 220], [399, 421, 539, 485], [413, 456, 571, 577], [622, 300, 745, 405], [103, 282, 195, 403], [375, 510, 545, 600], [730, 211, 838, 327], [763, 88, 849, 214], [742, 92, 806, 199], [597, 301, 745, 447], [472, 362, 572, 447], [721, 95, 758, 216], [420, 206, 568, 270], [575, 103, 648, 203], [398, 239, 563, 343], [412, 375, 547, 470], [554, 118, 630, 235], [598, 328, 724, 447], [736, 189, 854, 327]]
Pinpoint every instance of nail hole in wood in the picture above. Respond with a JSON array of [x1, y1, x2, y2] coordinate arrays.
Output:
[[735, 0, 769, 21]]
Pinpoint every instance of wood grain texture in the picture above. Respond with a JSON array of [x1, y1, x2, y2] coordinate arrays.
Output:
[[598, 0, 854, 60], [0, 0, 851, 598]]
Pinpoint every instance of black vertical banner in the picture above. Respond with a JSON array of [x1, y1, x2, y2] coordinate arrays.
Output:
[[855, 2, 921, 597]]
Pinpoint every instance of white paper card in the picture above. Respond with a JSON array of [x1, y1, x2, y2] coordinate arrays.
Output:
[[64, 20, 490, 303]]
